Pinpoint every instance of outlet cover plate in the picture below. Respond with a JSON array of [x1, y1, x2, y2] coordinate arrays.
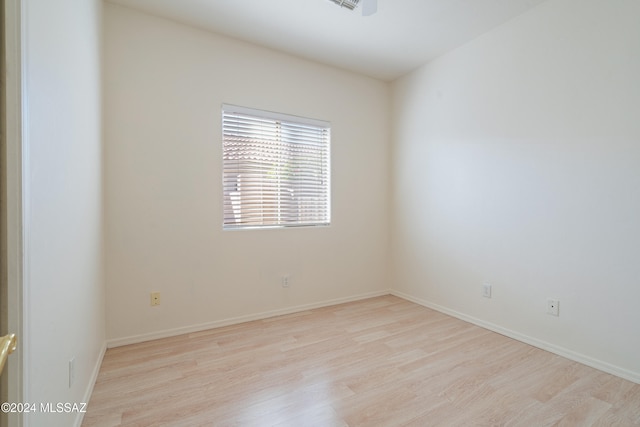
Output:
[[547, 298, 559, 316], [151, 292, 161, 306], [69, 357, 76, 388], [282, 276, 290, 288], [482, 282, 492, 298]]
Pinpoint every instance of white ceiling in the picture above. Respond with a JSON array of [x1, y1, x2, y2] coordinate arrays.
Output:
[[107, 0, 548, 81]]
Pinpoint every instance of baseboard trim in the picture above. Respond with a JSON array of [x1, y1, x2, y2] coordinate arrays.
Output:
[[75, 341, 107, 427], [107, 290, 390, 348], [390, 290, 640, 385]]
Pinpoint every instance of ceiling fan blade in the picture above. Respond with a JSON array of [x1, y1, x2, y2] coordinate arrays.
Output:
[[362, 0, 377, 16]]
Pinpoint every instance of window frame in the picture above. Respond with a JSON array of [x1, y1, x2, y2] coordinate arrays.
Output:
[[221, 104, 331, 231]]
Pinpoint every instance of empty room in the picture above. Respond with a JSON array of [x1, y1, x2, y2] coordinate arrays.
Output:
[[2, 0, 639, 426]]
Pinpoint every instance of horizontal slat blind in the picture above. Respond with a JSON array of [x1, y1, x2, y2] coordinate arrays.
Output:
[[222, 105, 331, 229], [328, 0, 360, 10]]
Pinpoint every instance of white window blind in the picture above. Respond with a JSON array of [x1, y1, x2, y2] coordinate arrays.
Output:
[[222, 105, 331, 230]]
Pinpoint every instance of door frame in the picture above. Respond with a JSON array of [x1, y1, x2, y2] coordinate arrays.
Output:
[[4, 0, 27, 426]]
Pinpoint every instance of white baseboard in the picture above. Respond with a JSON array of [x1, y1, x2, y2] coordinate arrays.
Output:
[[390, 290, 640, 385], [107, 290, 390, 348], [74, 341, 107, 427]]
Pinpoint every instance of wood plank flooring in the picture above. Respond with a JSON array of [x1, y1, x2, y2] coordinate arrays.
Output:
[[82, 295, 640, 426]]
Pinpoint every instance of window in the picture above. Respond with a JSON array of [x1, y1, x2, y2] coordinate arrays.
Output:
[[222, 104, 331, 230]]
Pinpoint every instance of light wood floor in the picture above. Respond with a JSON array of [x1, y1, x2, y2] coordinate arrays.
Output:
[[83, 295, 640, 426]]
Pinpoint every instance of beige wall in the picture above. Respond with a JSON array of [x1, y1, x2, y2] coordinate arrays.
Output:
[[103, 4, 391, 343], [24, 0, 106, 425], [391, 0, 640, 382]]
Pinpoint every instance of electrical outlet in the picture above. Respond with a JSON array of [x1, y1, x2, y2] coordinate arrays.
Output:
[[69, 357, 76, 388], [547, 298, 559, 316], [151, 292, 161, 306], [482, 282, 492, 298], [282, 276, 290, 288]]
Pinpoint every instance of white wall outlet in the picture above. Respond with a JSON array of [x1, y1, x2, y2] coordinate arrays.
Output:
[[482, 282, 492, 298], [69, 357, 76, 388], [547, 298, 559, 316], [151, 292, 161, 306], [282, 275, 290, 288]]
